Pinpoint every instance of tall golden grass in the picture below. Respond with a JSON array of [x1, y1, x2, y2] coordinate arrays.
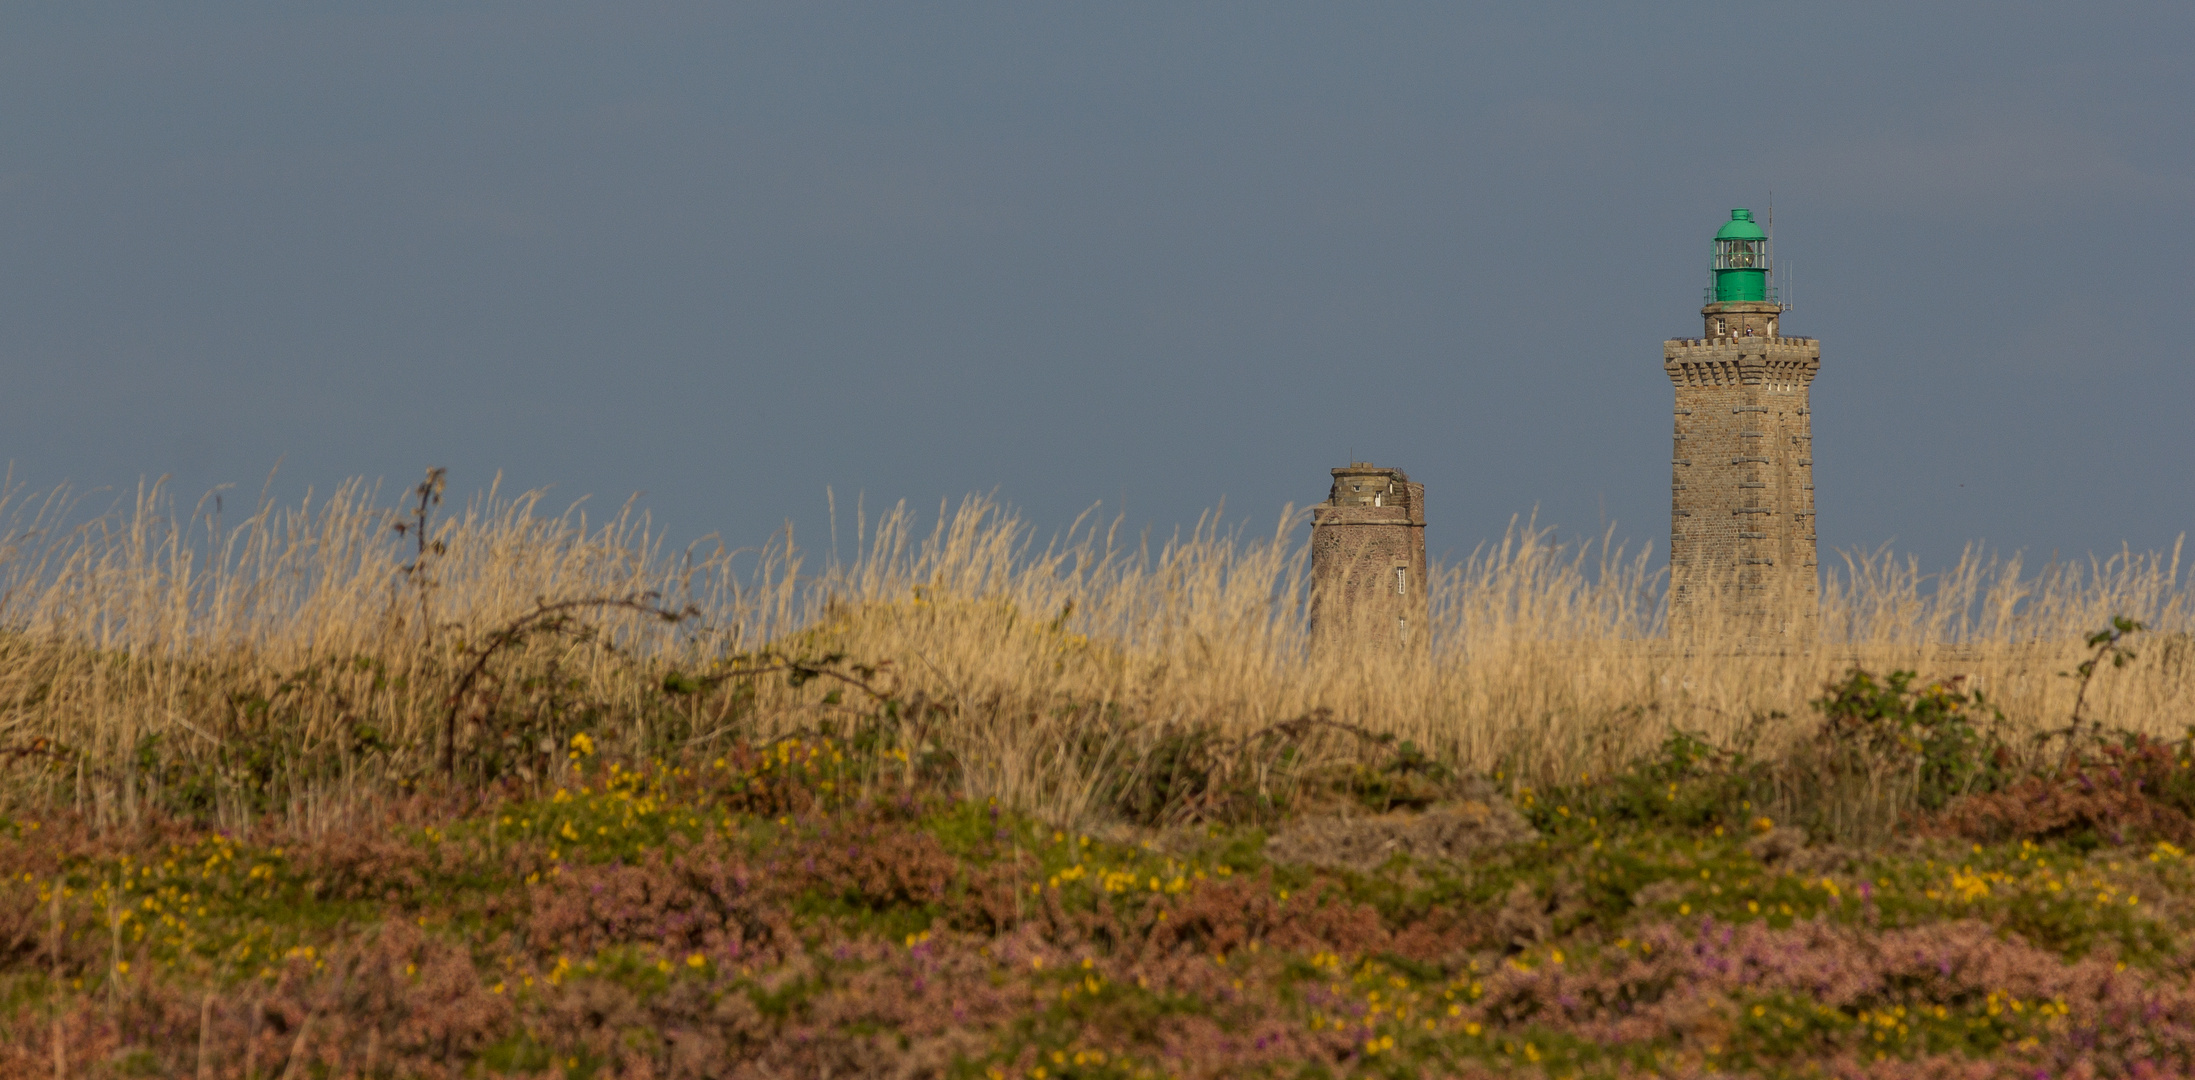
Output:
[[0, 476, 2188, 829]]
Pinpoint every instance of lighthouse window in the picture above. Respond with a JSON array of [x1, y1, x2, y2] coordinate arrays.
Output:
[[1714, 238, 1766, 269], [1395, 567, 1408, 595]]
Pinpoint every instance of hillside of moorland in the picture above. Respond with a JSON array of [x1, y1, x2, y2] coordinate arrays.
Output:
[[2, 476, 2193, 1079]]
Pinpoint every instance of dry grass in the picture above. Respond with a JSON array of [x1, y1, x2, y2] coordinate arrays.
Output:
[[0, 475, 2188, 830]]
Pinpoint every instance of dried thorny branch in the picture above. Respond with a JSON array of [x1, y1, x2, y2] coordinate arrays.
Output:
[[662, 650, 896, 704], [389, 467, 448, 643], [1225, 707, 1396, 758], [391, 467, 446, 570], [663, 653, 924, 763], [1143, 707, 1400, 826], [442, 593, 697, 782]]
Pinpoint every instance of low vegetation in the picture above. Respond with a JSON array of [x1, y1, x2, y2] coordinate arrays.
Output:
[[0, 474, 2192, 1077]]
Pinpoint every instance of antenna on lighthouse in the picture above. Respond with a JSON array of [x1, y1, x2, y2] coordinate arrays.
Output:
[[1767, 192, 1785, 311]]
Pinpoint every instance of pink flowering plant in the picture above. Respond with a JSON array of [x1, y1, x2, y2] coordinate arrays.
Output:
[[10, 643, 2195, 1078]]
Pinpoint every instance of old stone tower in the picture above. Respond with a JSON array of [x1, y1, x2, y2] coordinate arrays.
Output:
[[1309, 463, 1427, 652], [1664, 209, 1820, 642]]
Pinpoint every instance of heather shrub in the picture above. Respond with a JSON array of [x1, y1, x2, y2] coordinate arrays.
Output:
[[1931, 730, 2195, 849], [11, 746, 2195, 1077]]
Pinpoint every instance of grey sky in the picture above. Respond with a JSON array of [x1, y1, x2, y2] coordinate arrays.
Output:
[[4, 3, 2190, 575]]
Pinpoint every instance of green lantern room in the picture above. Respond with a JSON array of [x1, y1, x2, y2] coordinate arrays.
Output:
[[1711, 208, 1772, 303]]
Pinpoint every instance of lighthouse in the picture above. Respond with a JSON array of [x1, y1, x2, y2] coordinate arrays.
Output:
[[1309, 463, 1427, 654], [1663, 210, 1820, 643]]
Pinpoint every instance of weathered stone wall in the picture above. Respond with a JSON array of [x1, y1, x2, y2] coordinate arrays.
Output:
[[1665, 303, 1820, 642], [1310, 464, 1428, 653]]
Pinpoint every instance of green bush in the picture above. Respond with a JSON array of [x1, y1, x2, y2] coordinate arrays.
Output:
[[1526, 727, 1770, 836], [1811, 668, 2011, 812], [1528, 668, 2015, 845]]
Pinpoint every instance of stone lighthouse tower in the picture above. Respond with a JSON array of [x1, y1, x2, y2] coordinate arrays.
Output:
[[1310, 463, 1427, 653], [1663, 209, 1820, 642]]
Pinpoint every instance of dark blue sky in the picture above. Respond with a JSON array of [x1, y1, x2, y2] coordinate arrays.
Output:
[[4, 3, 2190, 571]]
